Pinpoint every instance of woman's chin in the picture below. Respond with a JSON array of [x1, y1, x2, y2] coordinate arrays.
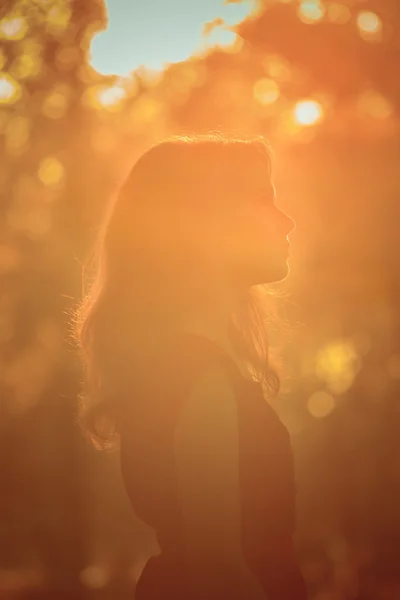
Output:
[[243, 258, 290, 286], [265, 260, 290, 283]]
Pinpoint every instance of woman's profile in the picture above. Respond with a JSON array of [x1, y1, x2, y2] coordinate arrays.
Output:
[[72, 134, 308, 599]]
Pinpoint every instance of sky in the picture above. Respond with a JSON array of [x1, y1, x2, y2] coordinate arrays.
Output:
[[89, 0, 257, 75]]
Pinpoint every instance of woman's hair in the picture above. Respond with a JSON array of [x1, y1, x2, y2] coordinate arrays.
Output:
[[69, 132, 293, 451]]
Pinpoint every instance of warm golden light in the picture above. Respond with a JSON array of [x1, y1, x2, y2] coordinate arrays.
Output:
[[327, 3, 351, 25], [253, 78, 280, 105], [38, 157, 65, 187], [0, 73, 21, 105], [357, 11, 382, 34], [83, 84, 128, 111], [11, 54, 43, 80], [294, 100, 324, 126], [5, 116, 30, 156], [45, 3, 72, 34], [90, 126, 119, 153], [316, 340, 361, 395], [42, 90, 69, 120], [307, 391, 335, 418], [0, 15, 28, 41], [357, 11, 382, 41], [357, 90, 393, 120], [262, 54, 292, 82], [127, 96, 165, 133], [298, 1, 325, 24], [98, 85, 127, 107]]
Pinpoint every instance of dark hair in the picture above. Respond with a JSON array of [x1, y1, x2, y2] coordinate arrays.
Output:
[[70, 133, 292, 451]]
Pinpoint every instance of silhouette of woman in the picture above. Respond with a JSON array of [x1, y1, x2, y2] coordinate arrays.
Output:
[[73, 134, 308, 599]]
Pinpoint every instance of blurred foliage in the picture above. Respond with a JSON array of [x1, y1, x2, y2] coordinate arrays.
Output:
[[1, 0, 400, 599]]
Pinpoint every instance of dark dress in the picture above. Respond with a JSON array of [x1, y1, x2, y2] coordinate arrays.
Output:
[[120, 332, 308, 599]]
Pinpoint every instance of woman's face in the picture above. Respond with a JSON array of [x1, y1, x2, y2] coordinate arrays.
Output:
[[207, 155, 296, 286]]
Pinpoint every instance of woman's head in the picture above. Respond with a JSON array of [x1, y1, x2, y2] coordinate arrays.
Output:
[[71, 133, 295, 450], [106, 134, 294, 298]]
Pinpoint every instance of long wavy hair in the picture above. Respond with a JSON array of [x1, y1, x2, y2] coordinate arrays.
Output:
[[70, 133, 294, 451]]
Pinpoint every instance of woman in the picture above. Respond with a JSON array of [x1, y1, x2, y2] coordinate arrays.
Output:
[[72, 133, 308, 599]]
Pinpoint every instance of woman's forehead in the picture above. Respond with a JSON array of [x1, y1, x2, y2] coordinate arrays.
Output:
[[229, 159, 274, 194]]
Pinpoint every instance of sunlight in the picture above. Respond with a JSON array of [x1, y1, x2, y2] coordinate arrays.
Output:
[[294, 99, 324, 126], [90, 0, 258, 76]]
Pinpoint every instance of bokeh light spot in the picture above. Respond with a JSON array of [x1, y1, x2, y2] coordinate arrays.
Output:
[[38, 157, 65, 188], [262, 54, 292, 82], [307, 391, 336, 418], [42, 89, 70, 119], [46, 2, 72, 35], [253, 78, 280, 105], [97, 85, 127, 108], [327, 3, 351, 25], [11, 53, 42, 80], [0, 15, 29, 41], [0, 73, 22, 105], [294, 100, 324, 126], [298, 1, 325, 24], [82, 84, 127, 111], [357, 11, 382, 34], [357, 11, 382, 41], [316, 340, 361, 395], [357, 90, 393, 119], [127, 96, 165, 132]]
